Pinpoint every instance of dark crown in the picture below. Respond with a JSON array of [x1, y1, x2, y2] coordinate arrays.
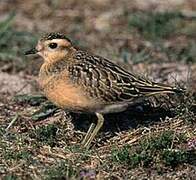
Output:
[[41, 32, 72, 43]]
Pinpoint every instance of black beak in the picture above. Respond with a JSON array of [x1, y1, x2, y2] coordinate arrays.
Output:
[[24, 48, 38, 55]]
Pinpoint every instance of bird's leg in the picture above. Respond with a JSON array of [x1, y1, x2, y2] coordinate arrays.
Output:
[[83, 113, 104, 148], [81, 122, 96, 145]]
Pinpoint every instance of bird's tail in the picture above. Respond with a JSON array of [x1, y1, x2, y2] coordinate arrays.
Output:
[[135, 81, 185, 96]]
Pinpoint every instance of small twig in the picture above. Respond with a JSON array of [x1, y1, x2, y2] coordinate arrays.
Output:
[[5, 114, 19, 132], [9, 161, 25, 171]]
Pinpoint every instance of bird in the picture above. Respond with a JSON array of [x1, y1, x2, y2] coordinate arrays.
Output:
[[25, 32, 184, 148]]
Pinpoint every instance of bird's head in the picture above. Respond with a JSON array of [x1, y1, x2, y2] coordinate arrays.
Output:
[[25, 32, 75, 62]]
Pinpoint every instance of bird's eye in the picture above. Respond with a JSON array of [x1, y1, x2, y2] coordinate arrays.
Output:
[[48, 43, 58, 49]]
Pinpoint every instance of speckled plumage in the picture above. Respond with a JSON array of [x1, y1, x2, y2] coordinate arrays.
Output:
[[40, 49, 181, 112], [25, 32, 184, 148]]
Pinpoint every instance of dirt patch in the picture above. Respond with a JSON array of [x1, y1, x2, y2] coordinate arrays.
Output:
[[0, 72, 34, 95]]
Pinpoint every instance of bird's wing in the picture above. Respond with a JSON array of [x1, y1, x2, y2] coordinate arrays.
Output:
[[68, 50, 177, 103]]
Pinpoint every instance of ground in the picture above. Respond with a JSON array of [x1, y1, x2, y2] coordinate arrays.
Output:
[[0, 0, 195, 179]]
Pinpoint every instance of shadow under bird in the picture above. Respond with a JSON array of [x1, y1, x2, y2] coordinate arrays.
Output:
[[25, 32, 184, 148]]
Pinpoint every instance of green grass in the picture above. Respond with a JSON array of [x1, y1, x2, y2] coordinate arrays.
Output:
[[44, 160, 78, 180], [140, 131, 172, 150], [175, 93, 196, 123], [121, 38, 196, 64], [162, 149, 189, 167], [111, 131, 191, 170], [0, 13, 37, 71], [119, 12, 196, 65], [4, 150, 32, 162], [2, 175, 18, 180], [32, 124, 58, 146], [127, 11, 196, 64], [129, 12, 183, 39]]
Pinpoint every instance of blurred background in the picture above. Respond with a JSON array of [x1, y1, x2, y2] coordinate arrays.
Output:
[[0, 0, 196, 95], [0, 0, 195, 179]]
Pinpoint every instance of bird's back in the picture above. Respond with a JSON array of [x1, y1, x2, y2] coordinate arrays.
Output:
[[38, 49, 183, 113], [69, 50, 182, 100]]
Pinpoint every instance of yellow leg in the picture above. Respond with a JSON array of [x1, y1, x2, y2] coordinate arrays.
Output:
[[81, 122, 96, 145], [83, 113, 104, 148]]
